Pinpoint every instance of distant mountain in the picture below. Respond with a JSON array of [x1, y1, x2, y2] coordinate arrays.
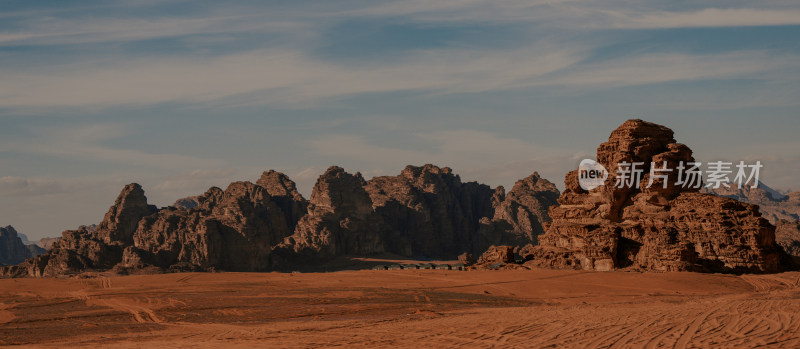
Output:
[[27, 244, 46, 257], [704, 184, 800, 224], [36, 237, 61, 250], [173, 196, 200, 210], [17, 232, 31, 245], [0, 226, 35, 266]]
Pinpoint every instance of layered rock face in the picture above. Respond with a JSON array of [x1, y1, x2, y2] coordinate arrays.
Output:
[[480, 172, 560, 247], [531, 119, 791, 273], [280, 167, 382, 258], [475, 245, 515, 266], [281, 164, 559, 259], [0, 226, 34, 266], [2, 185, 159, 277], [129, 176, 304, 272], [706, 185, 800, 257], [2, 165, 559, 277], [2, 176, 306, 276], [365, 165, 496, 257], [776, 220, 800, 256]]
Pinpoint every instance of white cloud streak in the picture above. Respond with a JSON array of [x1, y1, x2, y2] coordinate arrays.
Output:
[[608, 8, 800, 29], [0, 123, 225, 169]]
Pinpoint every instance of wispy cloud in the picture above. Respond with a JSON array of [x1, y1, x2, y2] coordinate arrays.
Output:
[[607, 8, 800, 29], [0, 123, 225, 169], [4, 46, 797, 111], [536, 52, 799, 88], [0, 45, 585, 109]]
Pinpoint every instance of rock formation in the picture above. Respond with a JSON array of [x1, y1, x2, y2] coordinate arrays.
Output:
[[530, 119, 792, 273], [705, 185, 800, 258], [0, 228, 47, 260], [280, 167, 382, 259], [1, 186, 157, 277], [0, 226, 35, 266], [279, 164, 559, 261], [776, 220, 800, 256], [364, 164, 497, 257], [2, 165, 558, 277], [128, 171, 307, 272], [458, 252, 475, 266], [479, 172, 560, 247], [475, 245, 515, 266]]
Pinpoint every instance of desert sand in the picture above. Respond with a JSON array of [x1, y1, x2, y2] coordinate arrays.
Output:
[[2, 268, 800, 348]]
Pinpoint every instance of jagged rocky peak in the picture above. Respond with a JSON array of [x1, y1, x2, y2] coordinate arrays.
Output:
[[95, 183, 158, 245], [560, 119, 695, 224], [487, 172, 561, 246], [0, 226, 34, 266], [398, 164, 461, 192], [596, 119, 676, 170], [3, 165, 562, 277], [280, 166, 382, 259], [309, 166, 371, 215], [255, 169, 308, 227], [530, 119, 792, 273], [256, 170, 306, 201], [504, 172, 560, 216]]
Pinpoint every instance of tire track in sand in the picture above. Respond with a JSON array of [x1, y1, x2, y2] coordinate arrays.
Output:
[[88, 297, 163, 323]]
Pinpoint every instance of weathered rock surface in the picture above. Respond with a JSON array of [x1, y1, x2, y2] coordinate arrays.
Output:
[[129, 172, 308, 272], [280, 167, 382, 259], [776, 220, 800, 257], [0, 226, 34, 266], [365, 164, 496, 257], [706, 185, 800, 258], [531, 119, 792, 273], [475, 245, 515, 266], [279, 164, 559, 261], [480, 172, 560, 247], [458, 252, 475, 266], [1, 185, 159, 277], [2, 165, 559, 277], [95, 184, 159, 245]]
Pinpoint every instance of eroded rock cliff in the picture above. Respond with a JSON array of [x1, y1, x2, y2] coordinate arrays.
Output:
[[0, 226, 34, 266], [2, 166, 558, 277], [530, 119, 791, 273]]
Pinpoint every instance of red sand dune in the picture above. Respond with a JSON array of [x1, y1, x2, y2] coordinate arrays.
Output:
[[2, 268, 800, 347]]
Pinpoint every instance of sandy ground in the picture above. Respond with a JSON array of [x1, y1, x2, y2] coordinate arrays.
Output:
[[2, 268, 800, 348]]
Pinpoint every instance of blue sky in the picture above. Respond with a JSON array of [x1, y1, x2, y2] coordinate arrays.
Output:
[[1, 0, 799, 239]]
